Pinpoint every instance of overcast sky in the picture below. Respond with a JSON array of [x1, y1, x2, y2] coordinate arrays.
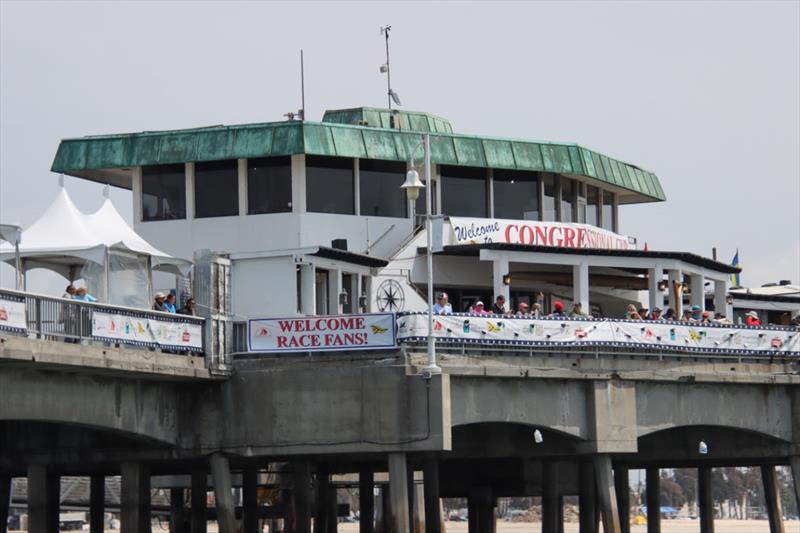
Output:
[[1, 1, 798, 292]]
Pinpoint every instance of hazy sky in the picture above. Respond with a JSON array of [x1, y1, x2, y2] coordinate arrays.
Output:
[[1, 1, 798, 291]]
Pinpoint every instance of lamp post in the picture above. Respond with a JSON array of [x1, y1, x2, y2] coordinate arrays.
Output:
[[401, 133, 441, 376]]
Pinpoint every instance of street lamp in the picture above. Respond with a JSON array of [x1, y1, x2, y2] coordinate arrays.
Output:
[[400, 133, 441, 376]]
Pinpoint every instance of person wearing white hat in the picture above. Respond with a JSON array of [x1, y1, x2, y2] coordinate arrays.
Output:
[[153, 292, 167, 312], [744, 310, 761, 326]]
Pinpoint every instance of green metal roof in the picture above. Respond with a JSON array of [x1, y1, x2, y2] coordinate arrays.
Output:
[[51, 112, 665, 202], [322, 107, 454, 134]]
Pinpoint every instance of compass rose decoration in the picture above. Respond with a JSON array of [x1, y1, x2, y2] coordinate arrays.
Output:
[[376, 279, 405, 312]]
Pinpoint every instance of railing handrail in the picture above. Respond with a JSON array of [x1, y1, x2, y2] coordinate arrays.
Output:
[[0, 287, 205, 324]]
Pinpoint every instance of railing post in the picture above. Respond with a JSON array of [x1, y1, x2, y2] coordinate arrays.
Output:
[[34, 297, 42, 339]]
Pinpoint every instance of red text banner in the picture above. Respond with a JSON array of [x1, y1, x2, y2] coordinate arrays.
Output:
[[248, 313, 397, 353], [449, 217, 634, 250]]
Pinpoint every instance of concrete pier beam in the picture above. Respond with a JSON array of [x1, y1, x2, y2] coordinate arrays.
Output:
[[542, 463, 560, 533], [191, 468, 208, 533], [292, 461, 313, 533], [579, 461, 597, 533], [360, 466, 375, 533], [90, 475, 105, 533], [593, 455, 621, 533], [790, 456, 800, 515], [210, 453, 236, 533], [423, 461, 441, 533], [698, 466, 714, 533], [468, 487, 494, 533], [170, 488, 187, 533], [614, 465, 630, 533], [243, 468, 259, 533], [646, 468, 661, 533], [760, 465, 785, 533], [121, 461, 151, 533], [27, 465, 59, 533], [388, 453, 410, 533], [0, 475, 10, 533]]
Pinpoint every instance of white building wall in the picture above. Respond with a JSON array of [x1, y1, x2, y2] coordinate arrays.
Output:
[[231, 256, 297, 318]]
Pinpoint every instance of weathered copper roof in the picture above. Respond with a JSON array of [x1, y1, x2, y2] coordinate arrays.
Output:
[[51, 110, 665, 202]]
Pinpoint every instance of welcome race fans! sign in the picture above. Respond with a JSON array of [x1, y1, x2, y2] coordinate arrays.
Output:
[[248, 313, 397, 353], [449, 217, 634, 250]]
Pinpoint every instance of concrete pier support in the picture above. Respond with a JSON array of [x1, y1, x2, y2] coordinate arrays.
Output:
[[0, 475, 10, 533], [315, 465, 331, 533], [579, 462, 597, 533], [360, 466, 375, 533], [243, 468, 260, 533], [27, 465, 59, 533], [468, 487, 494, 533], [292, 461, 313, 533], [542, 462, 560, 533], [646, 468, 660, 533], [191, 468, 208, 533], [210, 454, 236, 533], [698, 466, 714, 533], [760, 466, 785, 533], [121, 461, 151, 533], [170, 488, 187, 533], [593, 455, 621, 533], [388, 453, 410, 533], [614, 465, 630, 533], [90, 475, 105, 533], [423, 461, 441, 533], [790, 456, 800, 514]]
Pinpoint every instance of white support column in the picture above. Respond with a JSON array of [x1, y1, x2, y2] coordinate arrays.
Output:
[[132, 167, 143, 223], [573, 263, 589, 311], [611, 193, 619, 233], [364, 275, 374, 313], [433, 165, 442, 215], [355, 273, 363, 313], [328, 268, 343, 315], [492, 255, 510, 304], [185, 162, 195, 220], [597, 188, 604, 228], [291, 154, 306, 215], [354, 159, 361, 216], [690, 273, 705, 311], [714, 279, 731, 318], [300, 264, 316, 315], [668, 269, 683, 311], [487, 168, 495, 218], [648, 264, 665, 311], [237, 158, 248, 217]]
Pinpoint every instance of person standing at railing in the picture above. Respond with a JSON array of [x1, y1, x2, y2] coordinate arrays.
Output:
[[744, 310, 762, 326], [164, 293, 177, 313], [491, 295, 508, 315], [432, 292, 453, 314], [179, 298, 197, 316], [62, 284, 75, 299], [153, 292, 167, 312], [73, 286, 97, 302], [550, 300, 566, 318], [515, 302, 530, 316], [570, 302, 589, 319]]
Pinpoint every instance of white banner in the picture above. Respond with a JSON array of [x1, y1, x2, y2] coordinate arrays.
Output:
[[92, 310, 204, 352], [248, 313, 397, 353], [450, 217, 634, 250], [396, 313, 800, 355], [0, 297, 26, 332]]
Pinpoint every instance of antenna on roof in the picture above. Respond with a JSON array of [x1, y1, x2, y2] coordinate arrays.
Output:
[[285, 50, 306, 121], [380, 25, 401, 110]]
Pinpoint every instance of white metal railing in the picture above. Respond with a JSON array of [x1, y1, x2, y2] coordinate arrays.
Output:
[[0, 288, 205, 356]]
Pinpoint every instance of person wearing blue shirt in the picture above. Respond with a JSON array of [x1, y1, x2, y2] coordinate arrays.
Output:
[[73, 286, 97, 302], [164, 293, 177, 313]]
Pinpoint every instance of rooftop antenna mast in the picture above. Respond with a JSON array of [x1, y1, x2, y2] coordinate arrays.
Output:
[[380, 25, 401, 109], [300, 49, 305, 120]]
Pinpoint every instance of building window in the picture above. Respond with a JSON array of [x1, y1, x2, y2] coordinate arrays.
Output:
[[141, 164, 186, 221], [586, 185, 599, 227], [248, 156, 292, 214], [441, 165, 487, 217], [560, 177, 575, 223], [493, 169, 539, 220], [359, 159, 407, 218], [542, 174, 557, 221], [195, 160, 239, 218], [602, 191, 615, 231], [306, 156, 355, 215]]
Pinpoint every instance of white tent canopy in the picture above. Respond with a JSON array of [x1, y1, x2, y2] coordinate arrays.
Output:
[[0, 188, 191, 306]]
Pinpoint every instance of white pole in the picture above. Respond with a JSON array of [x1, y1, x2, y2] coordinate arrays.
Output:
[[424, 134, 441, 376], [104, 246, 110, 304]]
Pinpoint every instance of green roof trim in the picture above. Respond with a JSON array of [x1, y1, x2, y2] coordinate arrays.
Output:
[[52, 118, 666, 202], [322, 107, 454, 134]]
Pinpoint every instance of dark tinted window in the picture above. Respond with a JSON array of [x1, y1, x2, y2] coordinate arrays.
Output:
[[306, 156, 354, 215], [542, 174, 556, 221], [602, 191, 615, 231], [142, 164, 186, 221], [360, 160, 407, 218], [561, 177, 574, 222], [195, 160, 239, 218], [441, 165, 487, 217], [494, 169, 539, 220], [248, 157, 292, 214], [586, 186, 599, 227]]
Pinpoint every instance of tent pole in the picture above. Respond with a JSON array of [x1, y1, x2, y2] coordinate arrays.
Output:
[[147, 257, 153, 304], [104, 247, 110, 304], [14, 241, 21, 291]]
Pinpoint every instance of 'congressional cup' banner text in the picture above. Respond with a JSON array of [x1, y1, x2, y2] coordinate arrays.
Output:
[[449, 217, 634, 250], [248, 313, 396, 353]]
